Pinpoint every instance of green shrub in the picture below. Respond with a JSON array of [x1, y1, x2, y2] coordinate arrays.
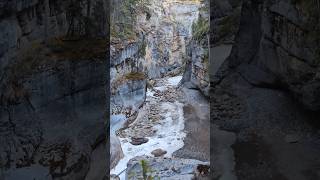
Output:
[[140, 160, 159, 180], [192, 16, 209, 42], [111, 0, 150, 40]]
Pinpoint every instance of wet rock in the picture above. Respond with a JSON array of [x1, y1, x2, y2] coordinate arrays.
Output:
[[111, 134, 124, 169], [130, 137, 149, 145], [126, 156, 209, 180], [151, 148, 167, 157]]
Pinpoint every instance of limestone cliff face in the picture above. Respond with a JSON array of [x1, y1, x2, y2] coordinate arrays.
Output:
[[0, 0, 108, 179], [110, 0, 147, 121], [110, 0, 202, 116], [182, 0, 210, 96], [214, 0, 320, 111], [139, 0, 201, 78], [110, 41, 147, 117]]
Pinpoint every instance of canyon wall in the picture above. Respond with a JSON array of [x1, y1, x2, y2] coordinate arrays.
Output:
[[0, 0, 108, 179], [182, 0, 210, 96], [213, 0, 320, 111], [110, 0, 202, 125], [211, 0, 320, 179]]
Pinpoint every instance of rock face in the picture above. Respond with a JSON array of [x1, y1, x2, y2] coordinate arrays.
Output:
[[0, 0, 108, 179], [126, 156, 210, 180], [110, 134, 124, 170], [137, 0, 201, 79], [211, 0, 320, 179], [0, 59, 107, 179], [0, 0, 108, 71], [110, 42, 147, 117], [214, 0, 320, 111], [184, 39, 210, 96], [182, 1, 210, 96]]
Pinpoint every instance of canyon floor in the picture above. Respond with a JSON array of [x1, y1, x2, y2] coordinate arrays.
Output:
[[110, 75, 210, 179]]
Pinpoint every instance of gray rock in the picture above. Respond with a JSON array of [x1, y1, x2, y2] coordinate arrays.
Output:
[[111, 134, 124, 170], [126, 156, 209, 180], [220, 0, 320, 111], [0, 59, 107, 179], [151, 148, 167, 157], [130, 137, 149, 145]]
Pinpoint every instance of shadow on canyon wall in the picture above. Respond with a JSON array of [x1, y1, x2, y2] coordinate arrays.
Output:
[[0, 0, 109, 179], [211, 0, 320, 179]]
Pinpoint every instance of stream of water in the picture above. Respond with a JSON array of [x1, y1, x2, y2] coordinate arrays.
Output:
[[111, 76, 185, 179]]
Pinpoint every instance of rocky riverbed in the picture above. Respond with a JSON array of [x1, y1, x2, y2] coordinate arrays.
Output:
[[110, 75, 210, 179]]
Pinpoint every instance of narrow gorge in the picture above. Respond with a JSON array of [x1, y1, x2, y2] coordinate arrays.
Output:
[[1, 0, 319, 179], [110, 0, 210, 179]]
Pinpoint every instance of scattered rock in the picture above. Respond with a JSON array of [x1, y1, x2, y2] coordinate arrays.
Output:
[[151, 148, 167, 157], [130, 137, 149, 145]]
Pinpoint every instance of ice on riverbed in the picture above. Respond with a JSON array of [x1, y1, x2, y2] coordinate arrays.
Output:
[[167, 75, 182, 86], [110, 100, 186, 179], [146, 89, 155, 97], [154, 86, 167, 91]]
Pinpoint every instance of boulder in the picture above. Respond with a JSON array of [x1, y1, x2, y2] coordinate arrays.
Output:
[[110, 134, 124, 170], [151, 148, 167, 157], [130, 137, 149, 145], [126, 156, 210, 180]]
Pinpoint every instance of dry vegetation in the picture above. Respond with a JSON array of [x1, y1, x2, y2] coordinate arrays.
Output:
[[111, 72, 146, 95]]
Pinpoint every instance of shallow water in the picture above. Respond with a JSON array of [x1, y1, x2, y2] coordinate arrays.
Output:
[[110, 76, 186, 179]]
